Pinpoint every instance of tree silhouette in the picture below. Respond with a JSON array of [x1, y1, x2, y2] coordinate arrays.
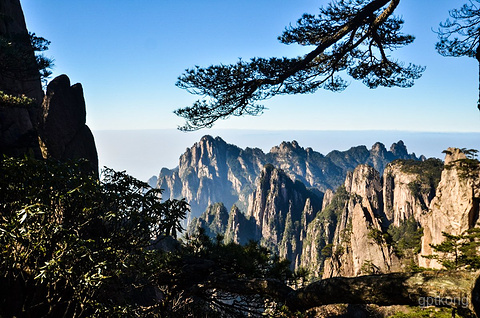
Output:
[[436, 0, 480, 110], [175, 0, 424, 131]]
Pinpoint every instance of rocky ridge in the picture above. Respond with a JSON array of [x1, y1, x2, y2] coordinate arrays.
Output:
[[157, 136, 419, 220], [189, 146, 479, 279]]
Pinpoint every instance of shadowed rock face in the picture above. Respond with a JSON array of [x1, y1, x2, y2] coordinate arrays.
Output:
[[0, 105, 40, 157], [0, 1, 98, 172], [0, 0, 43, 102], [38, 75, 98, 173], [0, 0, 43, 158]]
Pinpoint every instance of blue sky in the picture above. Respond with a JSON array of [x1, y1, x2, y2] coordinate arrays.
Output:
[[20, 0, 480, 132]]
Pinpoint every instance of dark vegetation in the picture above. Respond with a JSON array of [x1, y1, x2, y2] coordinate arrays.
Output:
[[0, 157, 188, 317], [0, 32, 52, 87], [0, 157, 299, 317], [387, 218, 423, 257], [174, 0, 480, 130]]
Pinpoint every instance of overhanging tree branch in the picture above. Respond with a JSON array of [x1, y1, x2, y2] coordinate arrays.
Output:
[[436, 0, 480, 110], [175, 0, 424, 131]]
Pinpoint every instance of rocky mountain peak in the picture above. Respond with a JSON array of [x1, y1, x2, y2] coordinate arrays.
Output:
[[370, 142, 387, 155], [420, 148, 478, 268], [443, 147, 467, 165], [270, 140, 304, 155], [158, 137, 422, 218], [390, 140, 408, 158]]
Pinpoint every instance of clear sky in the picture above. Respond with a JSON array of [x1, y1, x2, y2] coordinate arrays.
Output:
[[20, 0, 480, 133]]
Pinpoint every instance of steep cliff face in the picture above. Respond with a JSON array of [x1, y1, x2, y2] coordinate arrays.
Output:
[[420, 148, 480, 268], [224, 205, 256, 245], [158, 136, 265, 219], [266, 141, 342, 191], [0, 0, 43, 158], [246, 165, 323, 265], [322, 165, 398, 278], [188, 202, 230, 238], [301, 187, 347, 277], [0, 0, 43, 102], [189, 164, 325, 269], [187, 146, 479, 280], [321, 159, 444, 277], [157, 136, 419, 219], [383, 158, 442, 226]]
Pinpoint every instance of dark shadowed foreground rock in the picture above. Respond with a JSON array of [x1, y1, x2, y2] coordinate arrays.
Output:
[[39, 75, 98, 173], [206, 270, 480, 316], [0, 105, 41, 157]]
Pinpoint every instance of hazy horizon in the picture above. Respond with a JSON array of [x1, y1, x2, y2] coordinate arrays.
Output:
[[94, 129, 480, 182]]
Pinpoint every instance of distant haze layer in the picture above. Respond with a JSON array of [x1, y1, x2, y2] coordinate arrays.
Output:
[[94, 129, 480, 182]]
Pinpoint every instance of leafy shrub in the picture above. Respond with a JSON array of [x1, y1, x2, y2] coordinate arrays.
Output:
[[0, 157, 188, 317], [0, 90, 35, 107]]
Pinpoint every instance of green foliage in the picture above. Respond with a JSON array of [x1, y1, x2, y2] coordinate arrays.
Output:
[[175, 0, 424, 130], [292, 266, 310, 288], [322, 185, 349, 220], [435, 1, 480, 109], [174, 229, 294, 316], [388, 217, 424, 257], [321, 243, 333, 257], [304, 185, 349, 275], [428, 229, 480, 270], [436, 1, 480, 60], [360, 260, 381, 275], [368, 228, 388, 245], [448, 149, 480, 188], [0, 157, 188, 317], [0, 90, 35, 107]]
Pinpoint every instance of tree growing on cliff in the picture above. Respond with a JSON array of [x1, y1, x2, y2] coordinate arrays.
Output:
[[174, 0, 424, 131], [0, 32, 53, 87], [427, 229, 480, 270]]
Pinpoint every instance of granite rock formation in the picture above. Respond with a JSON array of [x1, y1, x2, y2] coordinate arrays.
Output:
[[0, 0, 43, 158], [191, 147, 474, 278], [245, 165, 323, 268], [0, 0, 98, 172], [38, 75, 98, 171], [0, 0, 43, 102], [420, 148, 480, 268], [157, 136, 419, 219], [321, 165, 398, 278]]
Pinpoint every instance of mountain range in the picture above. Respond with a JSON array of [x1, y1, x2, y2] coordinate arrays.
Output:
[[151, 136, 480, 279], [176, 145, 478, 280], [156, 135, 421, 220]]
